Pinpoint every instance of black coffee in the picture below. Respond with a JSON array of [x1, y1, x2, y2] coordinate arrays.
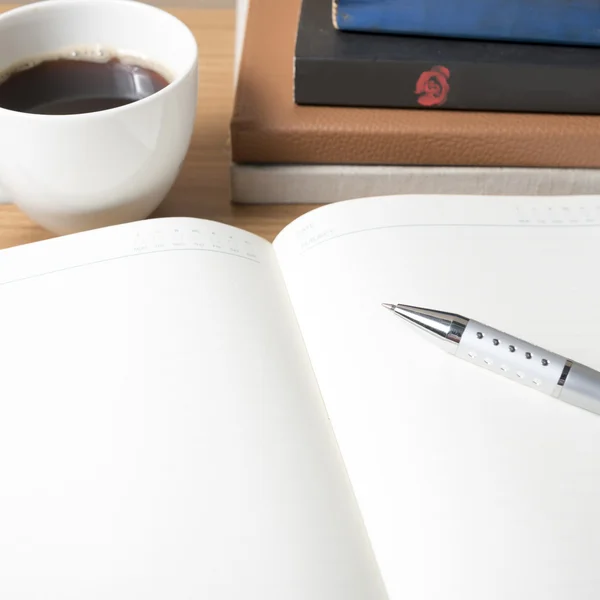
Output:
[[0, 55, 170, 115]]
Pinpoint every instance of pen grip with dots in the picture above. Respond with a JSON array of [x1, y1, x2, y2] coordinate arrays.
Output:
[[455, 319, 567, 396]]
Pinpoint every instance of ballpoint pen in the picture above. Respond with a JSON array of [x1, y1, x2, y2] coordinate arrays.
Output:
[[382, 303, 600, 416]]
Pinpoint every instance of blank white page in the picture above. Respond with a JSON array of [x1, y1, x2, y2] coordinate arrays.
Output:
[[0, 217, 387, 600], [274, 195, 600, 600]]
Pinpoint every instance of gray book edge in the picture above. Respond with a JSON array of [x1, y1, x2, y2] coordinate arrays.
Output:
[[231, 163, 600, 204]]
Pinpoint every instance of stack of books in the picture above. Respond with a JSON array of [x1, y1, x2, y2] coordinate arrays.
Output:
[[230, 0, 600, 204]]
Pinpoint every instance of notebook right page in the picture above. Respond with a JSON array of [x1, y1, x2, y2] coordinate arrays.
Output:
[[274, 194, 600, 600]]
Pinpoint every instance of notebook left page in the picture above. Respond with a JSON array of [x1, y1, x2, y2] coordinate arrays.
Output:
[[0, 217, 387, 600]]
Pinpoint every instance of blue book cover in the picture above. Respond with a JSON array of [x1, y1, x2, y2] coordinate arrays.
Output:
[[333, 0, 600, 46]]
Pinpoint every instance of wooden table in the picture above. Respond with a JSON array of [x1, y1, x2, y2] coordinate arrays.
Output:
[[0, 6, 316, 250]]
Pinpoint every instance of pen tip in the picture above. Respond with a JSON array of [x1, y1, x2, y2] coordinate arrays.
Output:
[[381, 303, 395, 311]]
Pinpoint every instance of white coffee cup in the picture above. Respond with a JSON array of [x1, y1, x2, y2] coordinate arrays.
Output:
[[0, 0, 198, 234]]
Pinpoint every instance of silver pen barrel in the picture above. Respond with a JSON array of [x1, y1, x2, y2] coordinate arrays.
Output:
[[558, 361, 600, 415]]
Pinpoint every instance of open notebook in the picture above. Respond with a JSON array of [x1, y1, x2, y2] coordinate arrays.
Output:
[[1, 194, 600, 599]]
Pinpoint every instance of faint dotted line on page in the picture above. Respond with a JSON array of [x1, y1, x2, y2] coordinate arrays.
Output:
[[299, 221, 600, 254], [0, 247, 260, 288]]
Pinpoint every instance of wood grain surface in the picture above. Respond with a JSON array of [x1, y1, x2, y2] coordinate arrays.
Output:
[[0, 6, 317, 250]]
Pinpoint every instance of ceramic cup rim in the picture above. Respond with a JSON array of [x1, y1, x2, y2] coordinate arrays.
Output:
[[0, 0, 199, 121]]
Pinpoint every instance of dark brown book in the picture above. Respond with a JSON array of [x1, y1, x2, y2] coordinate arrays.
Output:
[[230, 0, 600, 168]]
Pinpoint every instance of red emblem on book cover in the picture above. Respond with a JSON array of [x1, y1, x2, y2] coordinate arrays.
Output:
[[415, 66, 450, 107]]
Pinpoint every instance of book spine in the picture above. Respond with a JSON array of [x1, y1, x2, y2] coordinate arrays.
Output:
[[332, 0, 600, 46], [293, 57, 600, 114]]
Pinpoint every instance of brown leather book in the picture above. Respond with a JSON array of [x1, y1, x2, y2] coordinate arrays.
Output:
[[231, 0, 600, 168]]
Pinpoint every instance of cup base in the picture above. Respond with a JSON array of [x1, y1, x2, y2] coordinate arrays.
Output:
[[16, 189, 170, 235]]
